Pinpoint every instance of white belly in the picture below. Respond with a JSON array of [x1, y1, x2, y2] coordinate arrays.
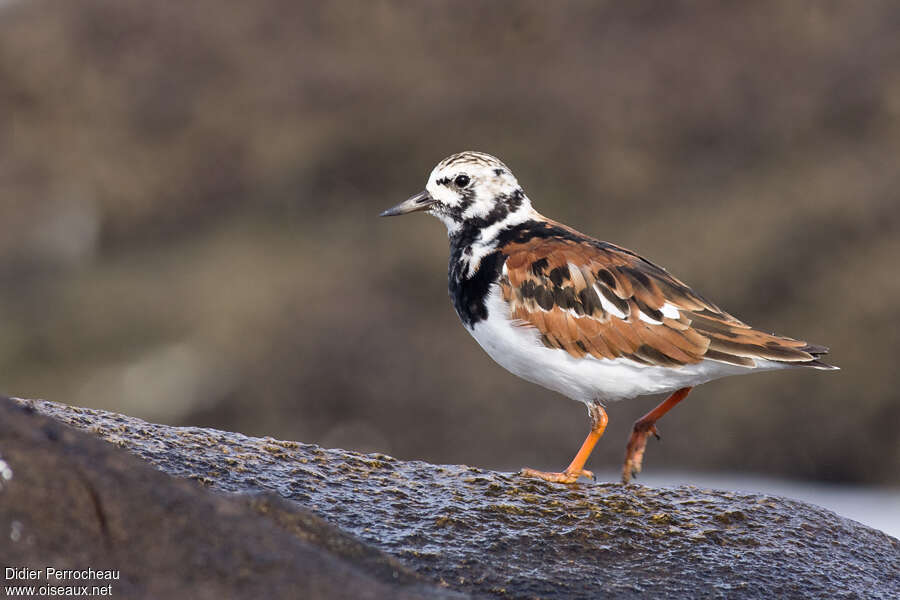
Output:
[[467, 286, 785, 404]]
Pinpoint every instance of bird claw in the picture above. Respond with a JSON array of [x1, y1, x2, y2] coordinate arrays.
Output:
[[622, 423, 658, 484], [520, 466, 593, 484], [622, 452, 644, 484]]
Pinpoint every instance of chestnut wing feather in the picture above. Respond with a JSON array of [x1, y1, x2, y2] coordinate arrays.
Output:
[[498, 230, 825, 368]]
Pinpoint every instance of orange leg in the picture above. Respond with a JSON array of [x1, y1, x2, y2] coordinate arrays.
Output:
[[521, 403, 608, 484], [622, 386, 693, 483]]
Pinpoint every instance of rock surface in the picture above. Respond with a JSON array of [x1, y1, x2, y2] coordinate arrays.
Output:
[[0, 397, 462, 599], [10, 397, 900, 599]]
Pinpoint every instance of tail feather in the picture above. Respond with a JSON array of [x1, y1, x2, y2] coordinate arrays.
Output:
[[800, 343, 830, 355], [789, 343, 838, 371], [797, 344, 841, 371], [802, 358, 839, 370]]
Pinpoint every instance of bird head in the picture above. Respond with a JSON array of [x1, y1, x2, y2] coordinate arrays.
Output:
[[380, 151, 533, 235]]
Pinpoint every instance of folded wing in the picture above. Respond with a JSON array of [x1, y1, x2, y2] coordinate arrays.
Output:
[[498, 222, 834, 370]]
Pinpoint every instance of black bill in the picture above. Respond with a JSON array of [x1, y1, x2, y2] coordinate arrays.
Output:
[[379, 191, 435, 217]]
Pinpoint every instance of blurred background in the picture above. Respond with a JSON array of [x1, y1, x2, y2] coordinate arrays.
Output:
[[1, 0, 898, 522]]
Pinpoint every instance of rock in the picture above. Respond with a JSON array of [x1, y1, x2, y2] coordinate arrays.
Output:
[[0, 397, 464, 599], [11, 397, 900, 599]]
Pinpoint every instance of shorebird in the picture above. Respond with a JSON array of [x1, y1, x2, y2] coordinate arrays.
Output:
[[381, 151, 836, 484]]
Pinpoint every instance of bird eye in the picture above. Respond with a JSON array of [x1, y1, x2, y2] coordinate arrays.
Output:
[[454, 174, 470, 188]]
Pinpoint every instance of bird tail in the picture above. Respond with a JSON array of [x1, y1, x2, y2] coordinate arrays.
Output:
[[791, 343, 839, 371]]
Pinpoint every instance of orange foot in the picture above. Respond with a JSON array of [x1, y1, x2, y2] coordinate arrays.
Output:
[[520, 466, 594, 484], [521, 403, 608, 485], [621, 422, 659, 484], [621, 387, 692, 484]]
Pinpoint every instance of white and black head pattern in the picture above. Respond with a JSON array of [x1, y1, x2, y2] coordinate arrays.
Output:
[[380, 151, 542, 327], [423, 151, 533, 236], [423, 152, 539, 326]]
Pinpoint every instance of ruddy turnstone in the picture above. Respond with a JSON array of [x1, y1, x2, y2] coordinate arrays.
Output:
[[381, 151, 837, 484]]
